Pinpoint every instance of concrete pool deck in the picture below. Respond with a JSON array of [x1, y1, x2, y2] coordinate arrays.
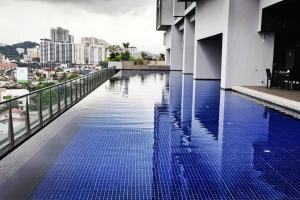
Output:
[[232, 86, 300, 113]]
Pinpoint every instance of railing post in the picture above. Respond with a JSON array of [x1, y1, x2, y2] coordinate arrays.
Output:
[[87, 76, 89, 93], [75, 81, 78, 102], [80, 79, 82, 99], [70, 82, 73, 105], [49, 89, 53, 119], [96, 72, 98, 86], [25, 96, 31, 134], [39, 92, 43, 127], [64, 83, 67, 108], [8, 102, 14, 146], [93, 74, 95, 89], [57, 86, 61, 113], [82, 77, 86, 97]]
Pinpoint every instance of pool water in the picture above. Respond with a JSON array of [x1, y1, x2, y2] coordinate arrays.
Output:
[[1, 71, 300, 200]]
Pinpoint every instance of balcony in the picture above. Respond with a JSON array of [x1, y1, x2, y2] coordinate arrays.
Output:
[[156, 0, 173, 31], [0, 71, 300, 199]]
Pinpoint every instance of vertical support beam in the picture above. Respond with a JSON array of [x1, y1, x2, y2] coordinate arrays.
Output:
[[70, 82, 73, 105], [80, 79, 82, 99], [39, 92, 43, 126], [49, 89, 53, 118], [57, 86, 61, 113], [8, 102, 14, 146], [183, 18, 195, 74], [25, 96, 31, 134], [165, 49, 171, 65], [75, 81, 78, 102], [170, 25, 184, 70], [64, 83, 67, 108]]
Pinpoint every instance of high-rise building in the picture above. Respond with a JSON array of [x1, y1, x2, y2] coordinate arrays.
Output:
[[41, 27, 75, 64], [27, 47, 41, 59], [50, 27, 72, 43], [75, 37, 108, 65], [0, 54, 5, 64]]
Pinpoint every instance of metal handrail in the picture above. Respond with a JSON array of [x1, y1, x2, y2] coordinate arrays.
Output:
[[0, 68, 110, 104], [0, 67, 118, 158]]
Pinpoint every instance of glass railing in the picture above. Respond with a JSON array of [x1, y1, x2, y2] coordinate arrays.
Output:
[[0, 67, 117, 157]]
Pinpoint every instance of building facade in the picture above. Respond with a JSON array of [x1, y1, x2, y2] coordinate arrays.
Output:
[[41, 27, 75, 64], [27, 47, 41, 60], [156, 0, 297, 89], [74, 37, 108, 65], [0, 54, 5, 64]]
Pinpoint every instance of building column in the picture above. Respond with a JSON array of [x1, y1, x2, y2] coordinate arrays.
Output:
[[165, 49, 171, 65], [170, 25, 183, 71], [183, 18, 195, 74], [220, 0, 275, 89]]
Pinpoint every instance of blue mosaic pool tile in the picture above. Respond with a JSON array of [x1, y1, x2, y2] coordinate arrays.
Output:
[[30, 72, 300, 200]]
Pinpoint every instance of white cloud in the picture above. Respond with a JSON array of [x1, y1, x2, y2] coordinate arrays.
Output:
[[0, 0, 164, 53]]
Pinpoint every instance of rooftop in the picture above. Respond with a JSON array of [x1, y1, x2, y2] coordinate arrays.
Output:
[[0, 71, 299, 199]]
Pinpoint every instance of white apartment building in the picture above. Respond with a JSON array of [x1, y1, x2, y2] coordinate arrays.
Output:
[[16, 48, 25, 55], [156, 0, 299, 89], [23, 54, 32, 63], [27, 47, 41, 59], [75, 37, 107, 65], [0, 54, 5, 64], [41, 27, 75, 64]]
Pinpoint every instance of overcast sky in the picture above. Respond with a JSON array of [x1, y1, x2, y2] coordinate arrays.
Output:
[[0, 0, 164, 53]]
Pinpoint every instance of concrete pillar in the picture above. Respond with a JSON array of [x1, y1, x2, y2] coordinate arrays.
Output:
[[165, 49, 170, 65], [221, 0, 275, 89], [183, 18, 195, 74], [170, 25, 183, 71], [193, 35, 222, 80]]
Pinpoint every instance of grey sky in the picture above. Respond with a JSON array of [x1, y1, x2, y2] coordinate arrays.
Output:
[[0, 0, 164, 53]]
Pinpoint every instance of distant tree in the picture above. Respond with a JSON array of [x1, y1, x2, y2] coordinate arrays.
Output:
[[68, 71, 80, 80], [121, 51, 131, 61], [3, 95, 12, 101], [159, 53, 165, 61], [122, 42, 130, 51], [100, 61, 108, 68], [55, 67, 63, 73], [39, 76, 45, 82], [0, 41, 39, 61], [141, 51, 148, 60], [106, 45, 122, 61], [133, 57, 144, 65]]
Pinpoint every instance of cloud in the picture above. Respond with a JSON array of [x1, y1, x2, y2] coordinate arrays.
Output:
[[16, 0, 152, 14], [0, 0, 164, 53]]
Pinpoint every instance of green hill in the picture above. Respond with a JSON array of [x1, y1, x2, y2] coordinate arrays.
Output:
[[0, 41, 39, 61]]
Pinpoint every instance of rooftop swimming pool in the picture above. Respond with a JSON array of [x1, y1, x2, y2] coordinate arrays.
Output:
[[0, 71, 299, 199]]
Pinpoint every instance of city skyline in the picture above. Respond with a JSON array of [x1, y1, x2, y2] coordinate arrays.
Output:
[[0, 0, 164, 54]]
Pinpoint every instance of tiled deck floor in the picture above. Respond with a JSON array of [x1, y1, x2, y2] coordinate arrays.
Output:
[[247, 86, 300, 102], [0, 71, 300, 200]]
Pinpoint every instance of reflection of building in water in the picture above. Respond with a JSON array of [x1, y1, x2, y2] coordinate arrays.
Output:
[[218, 90, 285, 199], [253, 110, 300, 198], [193, 80, 221, 140], [153, 74, 299, 199], [153, 101, 172, 199]]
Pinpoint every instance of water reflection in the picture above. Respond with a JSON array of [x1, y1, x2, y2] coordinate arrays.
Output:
[[154, 71, 300, 199]]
